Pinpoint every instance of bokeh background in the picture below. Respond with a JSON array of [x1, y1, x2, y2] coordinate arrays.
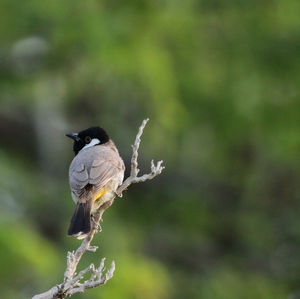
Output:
[[1, 1, 300, 298]]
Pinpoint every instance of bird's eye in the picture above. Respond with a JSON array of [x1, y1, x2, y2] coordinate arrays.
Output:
[[85, 136, 92, 144]]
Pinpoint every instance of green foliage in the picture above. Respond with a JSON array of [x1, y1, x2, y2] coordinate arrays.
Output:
[[198, 269, 288, 299], [0, 222, 60, 298], [0, 223, 59, 279], [0, 0, 300, 298], [97, 255, 171, 299]]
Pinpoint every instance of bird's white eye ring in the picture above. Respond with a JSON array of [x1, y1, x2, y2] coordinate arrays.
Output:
[[85, 136, 92, 144]]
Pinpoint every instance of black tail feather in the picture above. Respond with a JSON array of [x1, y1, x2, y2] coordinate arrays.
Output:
[[68, 200, 92, 236]]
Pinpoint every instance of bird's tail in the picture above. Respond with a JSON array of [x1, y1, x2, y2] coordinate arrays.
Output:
[[68, 199, 92, 239]]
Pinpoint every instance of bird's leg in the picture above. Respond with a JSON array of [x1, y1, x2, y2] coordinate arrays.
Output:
[[91, 214, 102, 232], [114, 190, 123, 198]]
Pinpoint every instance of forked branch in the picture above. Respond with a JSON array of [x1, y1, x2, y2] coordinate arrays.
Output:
[[32, 118, 164, 299]]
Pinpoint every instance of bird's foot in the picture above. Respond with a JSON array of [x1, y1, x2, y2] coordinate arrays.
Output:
[[114, 190, 123, 198], [91, 214, 102, 232]]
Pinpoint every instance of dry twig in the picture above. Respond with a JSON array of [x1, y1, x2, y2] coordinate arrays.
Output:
[[32, 118, 165, 299]]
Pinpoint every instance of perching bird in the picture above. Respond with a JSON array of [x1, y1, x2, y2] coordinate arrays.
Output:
[[66, 127, 125, 239]]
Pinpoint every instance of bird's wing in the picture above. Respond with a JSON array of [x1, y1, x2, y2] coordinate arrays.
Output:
[[69, 163, 89, 198], [69, 157, 122, 199], [89, 158, 120, 188]]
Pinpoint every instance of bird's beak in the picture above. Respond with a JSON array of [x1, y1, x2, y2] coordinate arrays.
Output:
[[66, 132, 80, 141]]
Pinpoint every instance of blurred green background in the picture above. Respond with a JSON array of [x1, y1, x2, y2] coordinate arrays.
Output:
[[1, 0, 300, 298]]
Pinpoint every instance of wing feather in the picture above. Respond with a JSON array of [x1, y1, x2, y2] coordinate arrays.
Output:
[[70, 159, 120, 197], [89, 160, 118, 187], [72, 163, 89, 182], [69, 143, 125, 200]]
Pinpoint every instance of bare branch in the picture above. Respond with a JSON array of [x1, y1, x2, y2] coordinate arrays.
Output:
[[87, 246, 98, 252], [117, 120, 165, 195], [67, 261, 115, 295], [130, 118, 148, 177], [32, 119, 164, 299], [32, 286, 61, 299]]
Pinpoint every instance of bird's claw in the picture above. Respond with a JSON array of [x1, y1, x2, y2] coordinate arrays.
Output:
[[114, 191, 123, 198], [91, 215, 102, 232]]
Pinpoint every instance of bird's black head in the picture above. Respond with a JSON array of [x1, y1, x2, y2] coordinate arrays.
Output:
[[66, 126, 109, 155]]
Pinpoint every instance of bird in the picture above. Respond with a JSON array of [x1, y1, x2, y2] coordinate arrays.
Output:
[[66, 126, 125, 239]]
